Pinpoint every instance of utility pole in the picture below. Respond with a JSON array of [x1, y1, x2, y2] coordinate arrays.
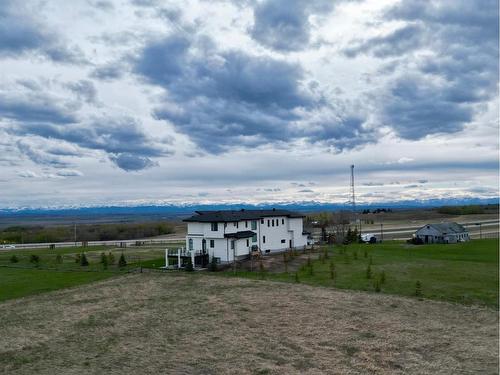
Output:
[[350, 165, 359, 234], [380, 223, 384, 242], [476, 223, 482, 239]]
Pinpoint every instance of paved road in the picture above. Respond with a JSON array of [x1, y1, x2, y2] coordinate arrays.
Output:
[[0, 237, 185, 250]]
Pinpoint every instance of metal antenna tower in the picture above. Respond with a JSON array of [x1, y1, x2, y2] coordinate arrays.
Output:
[[350, 164, 356, 213]]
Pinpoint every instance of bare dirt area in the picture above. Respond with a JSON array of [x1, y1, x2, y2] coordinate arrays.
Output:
[[237, 249, 320, 273], [0, 274, 497, 375]]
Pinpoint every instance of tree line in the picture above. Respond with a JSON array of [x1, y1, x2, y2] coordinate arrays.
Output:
[[0, 221, 174, 244]]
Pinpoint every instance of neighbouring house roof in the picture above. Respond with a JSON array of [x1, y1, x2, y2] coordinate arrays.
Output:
[[183, 209, 305, 222], [224, 231, 256, 239], [417, 222, 468, 235]]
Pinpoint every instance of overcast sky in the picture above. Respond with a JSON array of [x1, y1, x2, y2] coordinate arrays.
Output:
[[0, 0, 498, 208]]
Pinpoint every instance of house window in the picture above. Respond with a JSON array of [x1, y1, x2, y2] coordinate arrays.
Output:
[[281, 239, 286, 244], [276, 219, 279, 227], [251, 221, 257, 230], [210, 239, 215, 248], [267, 220, 270, 227], [211, 222, 218, 231], [261, 219, 264, 224], [263, 235, 266, 243], [252, 234, 257, 243], [272, 219, 275, 227], [282, 219, 284, 225], [245, 221, 248, 228], [188, 238, 193, 251], [235, 222, 239, 228], [230, 240, 235, 250], [246, 239, 249, 247]]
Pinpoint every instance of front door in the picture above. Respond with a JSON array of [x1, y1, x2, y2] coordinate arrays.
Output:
[[289, 239, 293, 249], [424, 235, 429, 244]]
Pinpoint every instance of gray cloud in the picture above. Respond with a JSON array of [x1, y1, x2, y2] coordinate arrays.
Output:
[[109, 153, 158, 171], [0, 80, 78, 125], [250, 0, 334, 51], [65, 80, 98, 104], [16, 141, 70, 168], [0, 1, 86, 64], [0, 79, 169, 171], [345, 0, 499, 140], [55, 169, 84, 177], [134, 33, 372, 153], [9, 117, 170, 170], [90, 61, 127, 81]]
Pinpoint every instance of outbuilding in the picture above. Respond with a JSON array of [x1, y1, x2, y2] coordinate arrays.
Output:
[[414, 222, 469, 244]]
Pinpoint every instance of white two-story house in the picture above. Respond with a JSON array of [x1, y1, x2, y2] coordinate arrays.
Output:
[[183, 208, 310, 263]]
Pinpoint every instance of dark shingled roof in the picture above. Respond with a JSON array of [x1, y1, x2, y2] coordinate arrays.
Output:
[[183, 209, 304, 222], [224, 231, 255, 239], [420, 222, 468, 234]]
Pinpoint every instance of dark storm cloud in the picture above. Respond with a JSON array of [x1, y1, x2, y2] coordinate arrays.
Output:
[[134, 33, 371, 153], [250, 0, 334, 51], [345, 0, 499, 140], [0, 1, 86, 64]]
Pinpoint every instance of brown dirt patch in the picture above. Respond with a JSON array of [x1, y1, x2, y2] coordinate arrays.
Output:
[[0, 273, 497, 374]]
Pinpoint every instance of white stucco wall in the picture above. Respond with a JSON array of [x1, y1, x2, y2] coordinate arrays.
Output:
[[186, 214, 308, 262]]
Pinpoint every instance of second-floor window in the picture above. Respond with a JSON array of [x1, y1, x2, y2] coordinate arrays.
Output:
[[263, 235, 266, 243], [245, 221, 248, 228], [272, 220, 275, 227], [211, 222, 218, 231], [251, 220, 257, 230], [282, 219, 285, 225], [267, 220, 270, 227]]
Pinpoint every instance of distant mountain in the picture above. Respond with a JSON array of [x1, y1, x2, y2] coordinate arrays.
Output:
[[0, 198, 498, 218]]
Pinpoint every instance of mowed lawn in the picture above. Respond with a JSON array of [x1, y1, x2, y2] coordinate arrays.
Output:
[[225, 239, 499, 308], [0, 268, 116, 302], [0, 244, 182, 302]]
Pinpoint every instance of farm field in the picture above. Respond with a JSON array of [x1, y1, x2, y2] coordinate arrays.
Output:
[[0, 273, 497, 374], [0, 243, 182, 302], [224, 239, 499, 308]]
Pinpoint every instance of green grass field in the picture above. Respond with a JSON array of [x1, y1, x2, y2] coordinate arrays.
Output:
[[0, 268, 116, 302], [222, 239, 499, 308], [0, 243, 183, 302], [0, 240, 497, 307]]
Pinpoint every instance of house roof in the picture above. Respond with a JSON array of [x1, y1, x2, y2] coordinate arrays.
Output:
[[224, 231, 255, 239], [418, 222, 467, 234], [183, 209, 304, 222]]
